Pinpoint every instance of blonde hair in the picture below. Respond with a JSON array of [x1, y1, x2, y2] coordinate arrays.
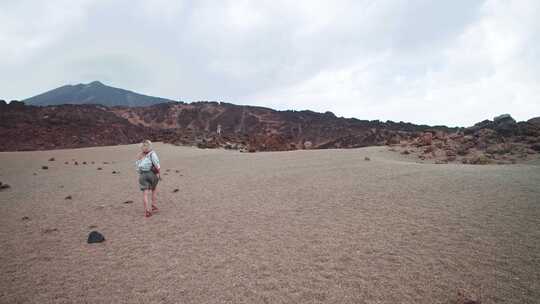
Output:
[[141, 140, 152, 152]]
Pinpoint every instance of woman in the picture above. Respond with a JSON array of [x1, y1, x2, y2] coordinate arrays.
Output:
[[135, 140, 161, 217]]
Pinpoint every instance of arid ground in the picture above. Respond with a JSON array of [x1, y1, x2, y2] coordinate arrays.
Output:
[[1, 143, 539, 303]]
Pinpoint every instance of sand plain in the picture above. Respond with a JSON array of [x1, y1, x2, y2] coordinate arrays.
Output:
[[1, 143, 539, 303]]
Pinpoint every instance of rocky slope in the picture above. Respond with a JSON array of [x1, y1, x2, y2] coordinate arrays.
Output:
[[387, 114, 540, 164], [1, 100, 538, 164]]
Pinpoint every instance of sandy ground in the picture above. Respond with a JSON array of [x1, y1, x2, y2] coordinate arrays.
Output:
[[1, 143, 539, 304]]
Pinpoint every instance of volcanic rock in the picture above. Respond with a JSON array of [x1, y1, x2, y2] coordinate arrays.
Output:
[[87, 231, 105, 244]]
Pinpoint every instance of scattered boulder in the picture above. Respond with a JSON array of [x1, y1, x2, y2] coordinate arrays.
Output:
[[400, 150, 410, 155], [103, 162, 109, 164], [173, 189, 179, 193], [74, 161, 78, 165], [21, 216, 30, 221], [97, 167, 102, 170], [364, 156, 371, 161], [175, 170, 180, 173], [88, 225, 98, 229], [123, 200, 133, 204], [87, 231, 105, 244], [422, 132, 433, 146], [0, 183, 11, 191], [82, 161, 87, 165], [91, 161, 95, 164], [64, 161, 68, 164], [48, 157, 55, 161], [65, 195, 72, 200], [41, 166, 48, 170], [112, 170, 118, 174]]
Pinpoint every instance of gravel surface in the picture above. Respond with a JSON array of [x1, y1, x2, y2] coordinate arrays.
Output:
[[1, 143, 539, 303]]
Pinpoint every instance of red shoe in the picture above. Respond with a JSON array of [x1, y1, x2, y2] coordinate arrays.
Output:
[[145, 211, 152, 218], [152, 205, 158, 212]]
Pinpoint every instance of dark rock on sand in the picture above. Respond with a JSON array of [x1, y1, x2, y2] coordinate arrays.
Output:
[[48, 157, 55, 161], [173, 189, 179, 193], [97, 167, 102, 170], [87, 231, 105, 244], [65, 195, 72, 200], [123, 200, 133, 204], [0, 182, 11, 191], [41, 166, 48, 170], [21, 216, 30, 221], [64, 161, 68, 164], [112, 170, 118, 174], [42, 228, 58, 234], [82, 161, 87, 165], [74, 161, 78, 165], [364, 157, 371, 161]]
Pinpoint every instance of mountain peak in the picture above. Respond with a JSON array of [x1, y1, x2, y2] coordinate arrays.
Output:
[[87, 80, 105, 87], [24, 81, 175, 107]]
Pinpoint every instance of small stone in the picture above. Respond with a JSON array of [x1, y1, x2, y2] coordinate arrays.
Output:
[[41, 166, 48, 170], [82, 161, 87, 165], [112, 171, 117, 174], [103, 162, 109, 164], [64, 161, 68, 164], [97, 167, 102, 170], [21, 216, 30, 221], [0, 183, 10, 191], [400, 150, 410, 155], [91, 161, 95, 164], [175, 170, 180, 173], [74, 161, 78, 165], [364, 157, 370, 161], [33, 173, 37, 176], [87, 231, 105, 244], [42, 228, 58, 234], [173, 189, 179, 193], [166, 169, 171, 172], [65, 195, 72, 200], [88, 225, 98, 229], [123, 200, 133, 204], [48, 157, 55, 161]]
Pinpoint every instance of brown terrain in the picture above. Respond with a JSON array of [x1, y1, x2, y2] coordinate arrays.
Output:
[[2, 100, 539, 165], [1, 143, 539, 303]]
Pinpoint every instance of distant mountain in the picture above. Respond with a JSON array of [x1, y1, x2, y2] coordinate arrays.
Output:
[[23, 81, 175, 107]]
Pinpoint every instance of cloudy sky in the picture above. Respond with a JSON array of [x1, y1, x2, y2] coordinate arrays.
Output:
[[1, 0, 538, 126]]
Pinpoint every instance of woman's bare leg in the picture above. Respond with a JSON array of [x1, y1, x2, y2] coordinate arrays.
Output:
[[143, 190, 151, 212], [151, 188, 158, 210]]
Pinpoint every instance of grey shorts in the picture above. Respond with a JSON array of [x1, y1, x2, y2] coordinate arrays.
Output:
[[139, 171, 159, 191]]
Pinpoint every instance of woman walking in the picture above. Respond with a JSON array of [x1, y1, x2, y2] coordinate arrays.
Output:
[[136, 140, 161, 217]]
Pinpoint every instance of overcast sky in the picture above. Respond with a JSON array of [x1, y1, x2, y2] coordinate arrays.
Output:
[[1, 0, 538, 126]]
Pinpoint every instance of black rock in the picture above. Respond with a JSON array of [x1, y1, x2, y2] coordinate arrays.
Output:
[[123, 200, 133, 204], [41, 166, 48, 170], [65, 195, 72, 200], [21, 216, 30, 221], [48, 157, 55, 161], [87, 231, 105, 244], [173, 189, 179, 193], [0, 183, 11, 191], [97, 167, 102, 170]]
